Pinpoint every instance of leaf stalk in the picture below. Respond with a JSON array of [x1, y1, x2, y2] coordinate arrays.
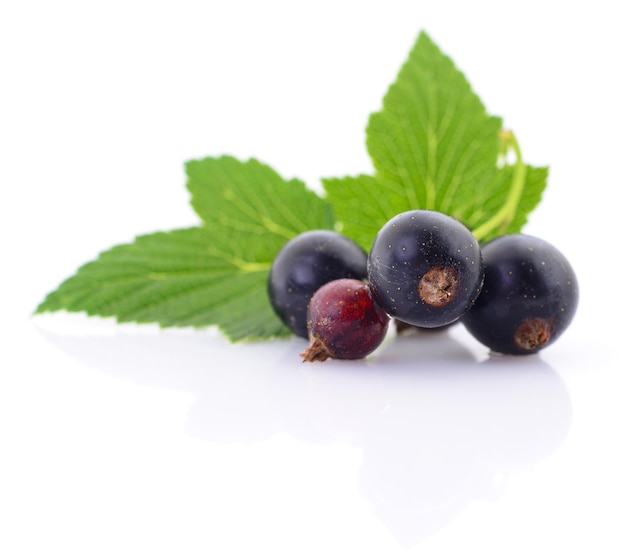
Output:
[[472, 129, 526, 242]]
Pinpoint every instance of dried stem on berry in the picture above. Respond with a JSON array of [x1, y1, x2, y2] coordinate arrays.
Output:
[[300, 337, 331, 362]]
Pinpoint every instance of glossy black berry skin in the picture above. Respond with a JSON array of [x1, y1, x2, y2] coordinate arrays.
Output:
[[461, 234, 579, 355], [268, 230, 368, 338], [300, 279, 390, 361], [367, 210, 484, 328]]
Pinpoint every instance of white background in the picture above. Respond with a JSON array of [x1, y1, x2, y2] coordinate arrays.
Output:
[[2, 1, 625, 555]]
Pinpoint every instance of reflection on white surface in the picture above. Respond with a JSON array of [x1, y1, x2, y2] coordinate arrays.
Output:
[[37, 317, 572, 548]]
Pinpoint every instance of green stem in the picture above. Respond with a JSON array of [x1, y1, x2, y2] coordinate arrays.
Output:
[[472, 129, 526, 242]]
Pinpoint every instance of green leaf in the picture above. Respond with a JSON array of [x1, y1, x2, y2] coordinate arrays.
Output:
[[366, 31, 503, 213], [36, 157, 335, 341], [186, 155, 334, 260], [321, 174, 387, 251], [323, 31, 548, 248], [35, 228, 286, 340]]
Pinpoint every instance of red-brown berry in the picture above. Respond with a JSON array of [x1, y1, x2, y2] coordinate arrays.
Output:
[[300, 278, 390, 362]]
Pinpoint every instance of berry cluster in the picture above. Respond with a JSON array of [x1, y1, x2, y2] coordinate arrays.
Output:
[[268, 209, 579, 362]]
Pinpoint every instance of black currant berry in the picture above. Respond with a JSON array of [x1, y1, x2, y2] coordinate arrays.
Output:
[[300, 278, 390, 362], [268, 230, 368, 338], [461, 234, 579, 355], [367, 209, 484, 328]]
